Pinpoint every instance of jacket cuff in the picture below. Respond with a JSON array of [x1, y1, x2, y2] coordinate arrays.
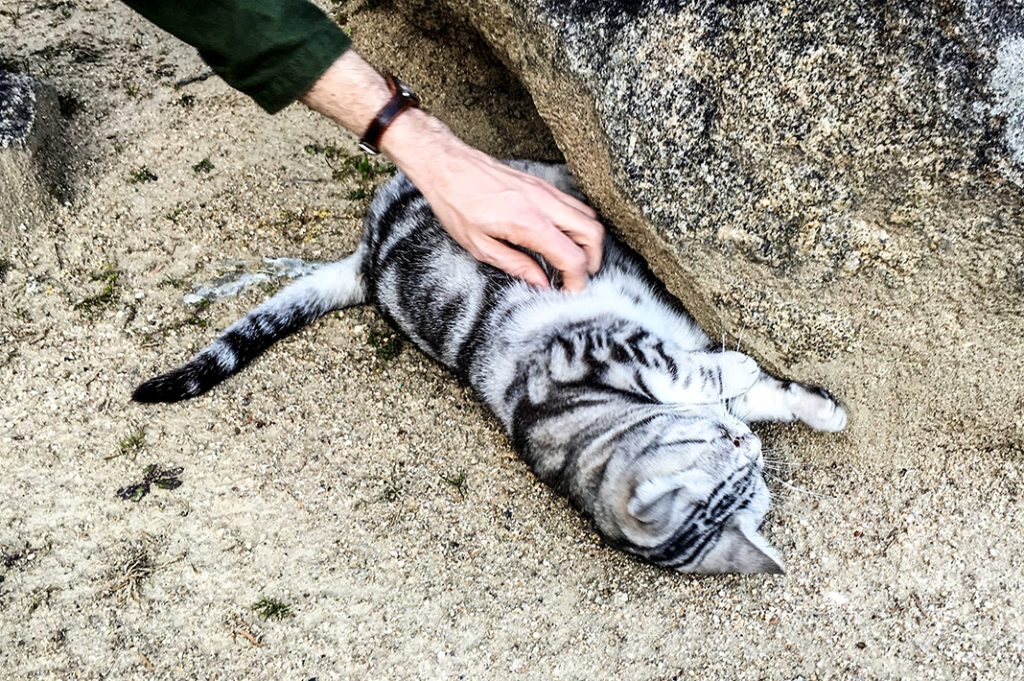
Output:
[[248, 24, 352, 114]]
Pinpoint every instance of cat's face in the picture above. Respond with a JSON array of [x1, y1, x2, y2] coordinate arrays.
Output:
[[609, 410, 782, 574]]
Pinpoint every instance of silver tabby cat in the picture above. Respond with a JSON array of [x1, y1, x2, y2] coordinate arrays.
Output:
[[134, 161, 847, 574]]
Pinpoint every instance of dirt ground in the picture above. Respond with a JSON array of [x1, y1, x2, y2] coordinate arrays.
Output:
[[1, 1, 1022, 679]]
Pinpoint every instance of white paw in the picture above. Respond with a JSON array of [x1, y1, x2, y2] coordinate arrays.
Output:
[[790, 384, 847, 432], [718, 351, 762, 398]]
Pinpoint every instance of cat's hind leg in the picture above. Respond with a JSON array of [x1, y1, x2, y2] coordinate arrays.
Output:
[[729, 374, 847, 432]]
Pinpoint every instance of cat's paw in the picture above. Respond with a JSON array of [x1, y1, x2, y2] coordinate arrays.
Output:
[[717, 351, 762, 398], [789, 383, 847, 432]]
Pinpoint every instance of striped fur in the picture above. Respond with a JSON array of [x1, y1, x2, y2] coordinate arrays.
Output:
[[133, 252, 366, 403], [134, 161, 846, 574]]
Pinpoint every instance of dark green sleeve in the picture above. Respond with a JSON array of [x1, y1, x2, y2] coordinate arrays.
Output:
[[120, 0, 352, 114]]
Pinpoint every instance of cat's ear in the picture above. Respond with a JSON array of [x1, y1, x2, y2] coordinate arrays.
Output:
[[694, 524, 784, 575]]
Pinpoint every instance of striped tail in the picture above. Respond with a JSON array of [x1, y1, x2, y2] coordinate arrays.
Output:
[[133, 249, 366, 403]]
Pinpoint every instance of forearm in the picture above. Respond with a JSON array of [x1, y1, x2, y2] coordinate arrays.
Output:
[[297, 50, 470, 186]]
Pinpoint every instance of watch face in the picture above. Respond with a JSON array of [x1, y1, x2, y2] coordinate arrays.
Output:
[[394, 79, 419, 105]]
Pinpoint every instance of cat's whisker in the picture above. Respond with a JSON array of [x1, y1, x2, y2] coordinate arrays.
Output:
[[761, 458, 805, 469], [762, 453, 798, 463], [762, 450, 813, 467], [763, 471, 834, 499], [716, 306, 727, 353], [734, 319, 748, 353], [761, 454, 798, 464], [760, 453, 789, 464]]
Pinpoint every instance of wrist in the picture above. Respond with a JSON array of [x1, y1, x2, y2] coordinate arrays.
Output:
[[300, 52, 475, 189], [300, 51, 391, 139], [379, 108, 468, 184]]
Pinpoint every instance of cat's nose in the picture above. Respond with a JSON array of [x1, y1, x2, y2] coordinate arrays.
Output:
[[725, 430, 755, 446]]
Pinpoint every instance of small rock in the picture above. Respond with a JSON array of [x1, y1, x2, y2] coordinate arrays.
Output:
[[0, 70, 64, 233]]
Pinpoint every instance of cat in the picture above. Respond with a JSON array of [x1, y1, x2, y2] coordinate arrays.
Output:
[[133, 161, 847, 574]]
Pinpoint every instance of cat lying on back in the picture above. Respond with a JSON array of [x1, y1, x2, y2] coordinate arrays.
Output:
[[134, 161, 846, 574]]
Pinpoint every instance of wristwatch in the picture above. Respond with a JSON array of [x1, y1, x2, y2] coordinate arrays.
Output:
[[359, 75, 421, 155]]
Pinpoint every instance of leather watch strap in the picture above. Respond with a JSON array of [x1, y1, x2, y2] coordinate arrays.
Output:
[[359, 75, 421, 155]]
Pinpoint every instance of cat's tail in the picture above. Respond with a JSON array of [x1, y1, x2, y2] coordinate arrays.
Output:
[[132, 247, 367, 403]]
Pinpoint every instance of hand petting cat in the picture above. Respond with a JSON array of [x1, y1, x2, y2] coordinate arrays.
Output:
[[301, 51, 605, 293]]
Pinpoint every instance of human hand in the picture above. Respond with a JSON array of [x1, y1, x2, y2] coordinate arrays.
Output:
[[398, 141, 604, 292]]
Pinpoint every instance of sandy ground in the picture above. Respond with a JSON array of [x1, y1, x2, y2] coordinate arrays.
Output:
[[1, 1, 1023, 679]]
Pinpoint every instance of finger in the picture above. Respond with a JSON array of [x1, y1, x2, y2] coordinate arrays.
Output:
[[559, 214, 604, 276], [477, 239, 551, 289], [504, 215, 591, 293], [529, 192, 605, 275]]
